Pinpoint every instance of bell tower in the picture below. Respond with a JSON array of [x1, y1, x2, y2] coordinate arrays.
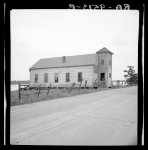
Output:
[[96, 47, 114, 87]]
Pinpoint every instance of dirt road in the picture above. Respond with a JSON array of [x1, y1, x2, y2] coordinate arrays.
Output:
[[10, 86, 137, 145]]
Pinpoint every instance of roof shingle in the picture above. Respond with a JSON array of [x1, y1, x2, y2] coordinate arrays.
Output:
[[96, 47, 114, 55], [29, 47, 113, 70], [29, 53, 97, 70]]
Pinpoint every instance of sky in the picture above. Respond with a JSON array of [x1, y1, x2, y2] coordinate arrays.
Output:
[[10, 9, 139, 81]]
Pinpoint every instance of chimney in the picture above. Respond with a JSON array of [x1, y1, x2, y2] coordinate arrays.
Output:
[[62, 56, 66, 63]]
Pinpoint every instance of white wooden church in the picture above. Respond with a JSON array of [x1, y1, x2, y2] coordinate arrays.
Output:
[[29, 47, 113, 88]]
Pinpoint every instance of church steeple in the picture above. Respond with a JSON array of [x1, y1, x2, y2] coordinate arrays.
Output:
[[96, 47, 114, 55], [95, 47, 113, 88]]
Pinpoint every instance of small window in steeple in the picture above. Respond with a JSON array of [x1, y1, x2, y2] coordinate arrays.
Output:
[[101, 59, 104, 65]]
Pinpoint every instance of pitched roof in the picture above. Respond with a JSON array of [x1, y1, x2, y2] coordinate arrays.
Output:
[[29, 47, 113, 70], [96, 47, 114, 55], [29, 53, 97, 70]]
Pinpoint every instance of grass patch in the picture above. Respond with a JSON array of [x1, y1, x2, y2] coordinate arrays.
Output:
[[10, 85, 135, 106]]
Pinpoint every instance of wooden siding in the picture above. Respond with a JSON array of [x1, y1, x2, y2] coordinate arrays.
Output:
[[30, 66, 94, 87]]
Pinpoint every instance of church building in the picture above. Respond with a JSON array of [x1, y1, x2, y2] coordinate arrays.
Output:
[[29, 47, 114, 88]]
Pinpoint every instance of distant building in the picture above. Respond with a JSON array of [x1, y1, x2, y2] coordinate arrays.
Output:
[[29, 47, 113, 87]]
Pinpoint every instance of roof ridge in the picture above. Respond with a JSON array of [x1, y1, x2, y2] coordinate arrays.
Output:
[[29, 53, 97, 70], [40, 53, 96, 60], [96, 47, 113, 54]]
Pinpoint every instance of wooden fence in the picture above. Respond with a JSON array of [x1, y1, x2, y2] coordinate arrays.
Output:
[[112, 80, 126, 87], [17, 80, 128, 100]]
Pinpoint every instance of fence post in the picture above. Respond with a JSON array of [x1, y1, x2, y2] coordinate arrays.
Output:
[[93, 79, 97, 88], [112, 81, 114, 87], [47, 84, 51, 96], [79, 79, 83, 90], [97, 81, 100, 88], [68, 82, 75, 93], [18, 83, 21, 100], [38, 84, 41, 97], [102, 81, 105, 88], [84, 80, 87, 89]]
